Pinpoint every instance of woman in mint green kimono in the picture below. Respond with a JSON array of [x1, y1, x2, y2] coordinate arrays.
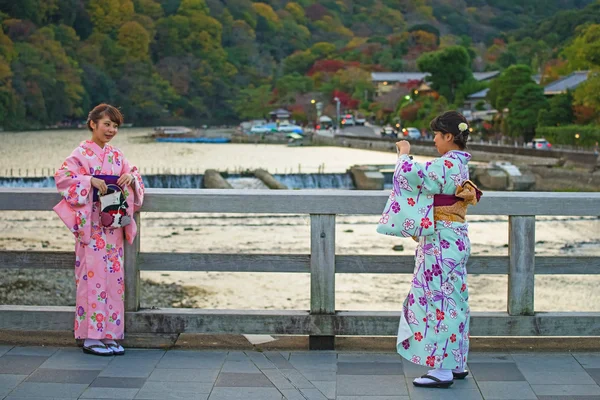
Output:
[[378, 111, 482, 389]]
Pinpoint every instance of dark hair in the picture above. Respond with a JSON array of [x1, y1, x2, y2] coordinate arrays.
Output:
[[429, 110, 469, 150], [86, 104, 124, 131]]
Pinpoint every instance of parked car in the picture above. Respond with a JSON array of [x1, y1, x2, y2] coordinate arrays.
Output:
[[355, 114, 366, 125], [402, 127, 421, 140], [527, 138, 552, 150], [249, 123, 277, 134], [277, 123, 304, 134], [380, 126, 398, 138], [341, 114, 355, 126]]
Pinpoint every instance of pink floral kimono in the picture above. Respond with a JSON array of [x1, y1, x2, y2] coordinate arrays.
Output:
[[54, 140, 144, 340]]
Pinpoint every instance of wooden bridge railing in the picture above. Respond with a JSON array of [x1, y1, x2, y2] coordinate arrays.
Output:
[[1, 188, 599, 349]]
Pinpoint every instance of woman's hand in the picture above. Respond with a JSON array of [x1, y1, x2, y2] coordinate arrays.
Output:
[[117, 173, 135, 188], [91, 177, 108, 195], [396, 140, 411, 155]]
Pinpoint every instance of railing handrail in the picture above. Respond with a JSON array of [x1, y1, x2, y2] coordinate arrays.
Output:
[[1, 188, 599, 345], [1, 188, 600, 216]]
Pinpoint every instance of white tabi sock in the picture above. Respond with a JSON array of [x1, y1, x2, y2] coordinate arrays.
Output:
[[413, 368, 453, 384]]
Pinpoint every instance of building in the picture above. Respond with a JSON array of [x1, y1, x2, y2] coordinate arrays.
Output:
[[372, 71, 500, 97]]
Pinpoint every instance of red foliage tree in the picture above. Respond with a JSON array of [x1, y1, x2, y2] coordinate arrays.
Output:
[[332, 90, 359, 110], [307, 59, 346, 76]]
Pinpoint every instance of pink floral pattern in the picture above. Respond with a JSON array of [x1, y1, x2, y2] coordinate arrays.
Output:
[[54, 140, 144, 340]]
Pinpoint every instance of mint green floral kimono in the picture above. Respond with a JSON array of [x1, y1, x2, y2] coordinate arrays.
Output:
[[378, 150, 478, 370]]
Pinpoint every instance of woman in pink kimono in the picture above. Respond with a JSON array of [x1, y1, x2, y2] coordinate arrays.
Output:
[[54, 104, 144, 356]]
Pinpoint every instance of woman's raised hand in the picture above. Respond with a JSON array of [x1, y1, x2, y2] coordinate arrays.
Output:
[[396, 140, 411, 155], [117, 173, 134, 188], [91, 177, 108, 195]]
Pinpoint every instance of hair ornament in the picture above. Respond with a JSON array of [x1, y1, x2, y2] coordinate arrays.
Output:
[[458, 122, 468, 133]]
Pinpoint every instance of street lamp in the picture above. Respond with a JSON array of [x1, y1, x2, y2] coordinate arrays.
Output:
[[311, 99, 316, 104], [334, 97, 341, 132]]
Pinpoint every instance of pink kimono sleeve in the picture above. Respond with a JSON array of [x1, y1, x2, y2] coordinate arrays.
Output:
[[121, 157, 144, 212], [53, 150, 94, 244]]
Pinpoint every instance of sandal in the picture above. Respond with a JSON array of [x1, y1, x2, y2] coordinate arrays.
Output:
[[102, 340, 125, 356], [82, 344, 113, 356], [453, 370, 469, 379], [413, 374, 454, 388]]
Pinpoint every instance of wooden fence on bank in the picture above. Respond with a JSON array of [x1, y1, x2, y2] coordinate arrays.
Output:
[[0, 189, 599, 349]]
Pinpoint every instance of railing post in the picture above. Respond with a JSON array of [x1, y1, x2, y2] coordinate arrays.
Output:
[[508, 215, 535, 316], [310, 214, 336, 350], [124, 212, 141, 312]]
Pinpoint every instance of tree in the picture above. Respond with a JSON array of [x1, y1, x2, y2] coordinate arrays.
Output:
[[573, 73, 600, 119], [562, 24, 600, 71], [417, 46, 473, 102], [87, 0, 135, 35], [283, 50, 317, 75], [538, 92, 574, 127], [117, 21, 150, 62], [487, 65, 534, 111], [507, 83, 548, 142], [231, 84, 273, 119]]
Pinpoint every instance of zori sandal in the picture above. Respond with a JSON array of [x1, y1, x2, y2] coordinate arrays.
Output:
[[82, 343, 113, 356], [453, 370, 469, 379], [413, 374, 454, 388], [102, 340, 125, 356]]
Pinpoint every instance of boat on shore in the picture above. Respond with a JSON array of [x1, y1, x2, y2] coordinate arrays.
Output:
[[151, 126, 231, 143]]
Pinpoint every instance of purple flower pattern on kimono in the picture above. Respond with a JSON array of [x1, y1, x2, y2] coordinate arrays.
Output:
[[388, 151, 473, 370]]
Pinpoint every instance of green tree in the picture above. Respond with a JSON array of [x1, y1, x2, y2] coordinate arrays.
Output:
[[487, 65, 534, 111], [87, 0, 135, 35], [538, 92, 574, 127], [417, 46, 473, 102], [283, 50, 317, 75], [231, 84, 273, 119], [562, 24, 600, 71], [507, 83, 548, 142], [117, 21, 150, 62]]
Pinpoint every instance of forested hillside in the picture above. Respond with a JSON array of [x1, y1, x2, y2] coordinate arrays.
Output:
[[0, 0, 597, 129]]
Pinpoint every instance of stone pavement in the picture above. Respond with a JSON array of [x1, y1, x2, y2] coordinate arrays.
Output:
[[1, 346, 600, 400]]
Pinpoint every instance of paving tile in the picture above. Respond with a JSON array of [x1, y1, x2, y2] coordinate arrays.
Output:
[[337, 362, 403, 376], [98, 365, 156, 378], [537, 397, 600, 400], [468, 362, 525, 381], [147, 368, 219, 383], [245, 352, 276, 369], [337, 375, 407, 396], [0, 355, 48, 374], [226, 351, 248, 361], [311, 380, 335, 399], [25, 368, 100, 384], [467, 353, 514, 363], [80, 387, 140, 399], [280, 388, 306, 400], [38, 348, 112, 370], [512, 354, 596, 385], [156, 351, 226, 370], [574, 353, 600, 368], [477, 381, 537, 400], [8, 382, 88, 398], [400, 360, 430, 378], [4, 397, 71, 400], [117, 349, 165, 361], [261, 368, 294, 390], [263, 352, 293, 369], [299, 388, 328, 400], [214, 372, 274, 387], [337, 354, 403, 363], [208, 387, 282, 400], [289, 352, 337, 371], [221, 361, 260, 373], [6, 347, 59, 357], [0, 374, 27, 397], [90, 377, 147, 388], [298, 369, 336, 382], [531, 384, 600, 396], [107, 357, 161, 369], [337, 397, 409, 400], [407, 385, 484, 400], [135, 381, 212, 399], [0, 346, 13, 357], [585, 368, 600, 385], [280, 368, 314, 389]]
